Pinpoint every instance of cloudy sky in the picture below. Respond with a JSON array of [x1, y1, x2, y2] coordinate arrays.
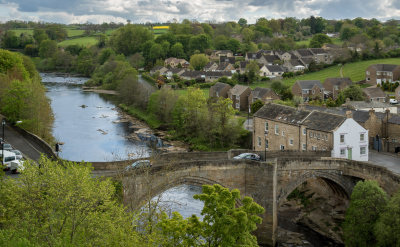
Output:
[[0, 0, 400, 24]]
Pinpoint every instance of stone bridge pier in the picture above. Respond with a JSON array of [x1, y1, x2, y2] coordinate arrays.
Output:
[[121, 155, 400, 246]]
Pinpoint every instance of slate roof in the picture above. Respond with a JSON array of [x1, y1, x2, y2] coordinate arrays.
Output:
[[263, 55, 281, 63], [181, 71, 204, 78], [363, 87, 386, 98], [290, 59, 304, 67], [296, 49, 313, 57], [301, 111, 345, 132], [230, 84, 250, 95], [347, 101, 392, 109], [252, 87, 274, 99], [369, 64, 400, 71], [254, 103, 310, 125], [240, 61, 250, 69], [266, 65, 284, 72], [167, 68, 185, 74], [216, 62, 232, 71], [296, 80, 323, 90], [211, 82, 231, 93], [204, 62, 217, 70], [300, 57, 314, 65], [309, 48, 326, 55], [219, 56, 236, 64], [205, 71, 232, 77]]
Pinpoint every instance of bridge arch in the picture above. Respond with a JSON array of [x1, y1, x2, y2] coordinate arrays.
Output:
[[277, 170, 359, 205]]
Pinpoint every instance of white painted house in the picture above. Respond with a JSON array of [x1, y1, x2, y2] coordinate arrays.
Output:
[[331, 118, 369, 161]]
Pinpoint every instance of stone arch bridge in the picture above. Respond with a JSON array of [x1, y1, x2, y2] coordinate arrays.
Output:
[[119, 151, 400, 246]]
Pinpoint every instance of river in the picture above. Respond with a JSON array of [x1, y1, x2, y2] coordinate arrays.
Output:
[[41, 73, 204, 221]]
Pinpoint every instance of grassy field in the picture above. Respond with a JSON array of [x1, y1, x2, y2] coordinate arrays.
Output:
[[66, 29, 84, 37], [296, 37, 343, 47], [9, 28, 33, 35], [250, 57, 400, 89], [176, 88, 210, 98], [58, 36, 98, 47]]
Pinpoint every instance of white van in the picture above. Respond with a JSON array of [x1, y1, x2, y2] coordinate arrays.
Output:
[[1, 150, 19, 171]]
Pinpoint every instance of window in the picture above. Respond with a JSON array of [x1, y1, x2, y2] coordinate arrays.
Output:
[[309, 132, 313, 138], [340, 134, 345, 143], [302, 143, 306, 150], [265, 139, 269, 149], [325, 135, 328, 141], [317, 133, 321, 140], [282, 131, 285, 136], [312, 146, 317, 151], [258, 137, 261, 146], [303, 128, 306, 135], [265, 121, 269, 132], [340, 149, 345, 156], [366, 71, 370, 75], [360, 146, 366, 155], [280, 145, 285, 150], [312, 89, 315, 94], [235, 103, 239, 109], [275, 124, 279, 135], [360, 133, 365, 142], [289, 139, 294, 145]]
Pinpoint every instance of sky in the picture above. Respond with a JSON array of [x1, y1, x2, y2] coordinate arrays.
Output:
[[0, 0, 400, 24]]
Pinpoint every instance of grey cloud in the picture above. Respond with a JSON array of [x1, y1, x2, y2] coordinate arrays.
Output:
[[5, 0, 82, 12], [315, 0, 381, 19]]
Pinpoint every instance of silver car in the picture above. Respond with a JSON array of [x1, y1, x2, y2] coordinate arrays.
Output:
[[233, 153, 261, 161], [10, 150, 23, 160], [2, 143, 12, 151], [125, 160, 151, 171]]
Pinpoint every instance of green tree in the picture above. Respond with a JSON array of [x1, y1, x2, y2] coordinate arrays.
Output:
[[309, 33, 332, 48], [38, 39, 57, 59], [238, 18, 248, 27], [45, 24, 67, 41], [149, 43, 163, 64], [375, 189, 400, 246], [226, 38, 241, 54], [1, 80, 30, 122], [158, 184, 264, 247], [0, 156, 140, 246], [33, 28, 49, 44], [342, 84, 365, 101], [251, 99, 264, 113], [343, 180, 388, 247], [1, 31, 19, 49], [110, 24, 153, 56], [245, 60, 260, 83], [75, 48, 95, 76], [189, 34, 211, 53], [170, 42, 185, 58], [189, 54, 209, 71]]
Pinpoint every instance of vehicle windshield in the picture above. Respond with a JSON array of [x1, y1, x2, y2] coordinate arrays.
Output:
[[5, 156, 16, 162], [238, 153, 249, 158]]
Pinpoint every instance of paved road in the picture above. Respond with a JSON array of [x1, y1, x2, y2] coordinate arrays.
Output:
[[0, 121, 49, 161], [369, 150, 400, 174]]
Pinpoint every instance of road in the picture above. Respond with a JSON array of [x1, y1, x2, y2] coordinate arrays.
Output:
[[0, 120, 50, 161], [368, 150, 400, 174]]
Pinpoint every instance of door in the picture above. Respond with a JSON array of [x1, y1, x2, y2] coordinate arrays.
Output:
[[348, 148, 352, 160]]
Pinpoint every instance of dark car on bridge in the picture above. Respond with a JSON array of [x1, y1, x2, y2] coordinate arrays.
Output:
[[233, 153, 261, 161]]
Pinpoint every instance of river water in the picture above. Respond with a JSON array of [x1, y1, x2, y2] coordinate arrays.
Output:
[[41, 73, 204, 219]]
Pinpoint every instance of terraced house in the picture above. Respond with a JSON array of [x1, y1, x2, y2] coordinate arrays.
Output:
[[253, 103, 368, 161]]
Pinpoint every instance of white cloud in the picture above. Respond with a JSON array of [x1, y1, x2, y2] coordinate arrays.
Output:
[[0, 0, 399, 24]]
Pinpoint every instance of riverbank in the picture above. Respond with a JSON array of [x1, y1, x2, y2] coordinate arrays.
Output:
[[82, 86, 118, 95]]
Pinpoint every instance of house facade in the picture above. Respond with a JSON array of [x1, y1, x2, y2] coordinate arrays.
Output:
[[362, 87, 387, 102], [395, 85, 400, 100], [164, 58, 189, 68], [259, 65, 284, 78], [253, 103, 368, 161], [228, 85, 251, 111], [292, 80, 324, 101], [323, 77, 352, 100], [209, 82, 231, 98], [365, 64, 400, 85]]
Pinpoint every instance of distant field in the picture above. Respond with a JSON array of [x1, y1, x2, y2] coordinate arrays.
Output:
[[58, 36, 98, 47], [251, 57, 400, 89], [296, 37, 343, 47], [66, 29, 84, 37], [9, 28, 33, 35]]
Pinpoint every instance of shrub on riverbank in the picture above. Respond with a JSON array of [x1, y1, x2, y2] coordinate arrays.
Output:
[[0, 49, 54, 143]]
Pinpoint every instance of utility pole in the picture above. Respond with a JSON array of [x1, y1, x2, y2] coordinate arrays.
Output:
[[2, 119, 5, 165]]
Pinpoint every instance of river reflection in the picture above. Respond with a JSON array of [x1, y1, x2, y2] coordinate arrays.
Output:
[[43, 74, 151, 162]]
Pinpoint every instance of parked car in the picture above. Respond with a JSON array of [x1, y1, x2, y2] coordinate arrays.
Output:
[[10, 159, 24, 174], [1, 150, 18, 171], [390, 98, 398, 104], [125, 160, 152, 171], [2, 143, 12, 151], [233, 153, 261, 161], [10, 150, 23, 160]]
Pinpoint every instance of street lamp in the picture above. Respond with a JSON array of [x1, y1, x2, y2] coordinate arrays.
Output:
[[2, 119, 5, 165]]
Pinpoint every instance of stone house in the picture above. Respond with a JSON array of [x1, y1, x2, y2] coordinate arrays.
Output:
[[323, 77, 352, 100], [204, 62, 218, 71], [292, 80, 324, 101], [215, 62, 235, 72], [248, 87, 280, 104], [253, 103, 368, 161], [396, 85, 400, 100], [165, 68, 186, 79], [283, 59, 305, 72], [210, 50, 233, 60], [219, 56, 236, 64], [309, 48, 334, 64], [259, 65, 284, 78], [238, 61, 250, 74], [228, 85, 251, 111], [164, 57, 189, 68], [362, 87, 387, 102], [365, 64, 400, 85], [344, 100, 397, 113], [204, 71, 232, 82], [209, 82, 231, 98]]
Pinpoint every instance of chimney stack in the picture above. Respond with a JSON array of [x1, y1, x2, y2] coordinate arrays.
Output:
[[346, 110, 353, 119]]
